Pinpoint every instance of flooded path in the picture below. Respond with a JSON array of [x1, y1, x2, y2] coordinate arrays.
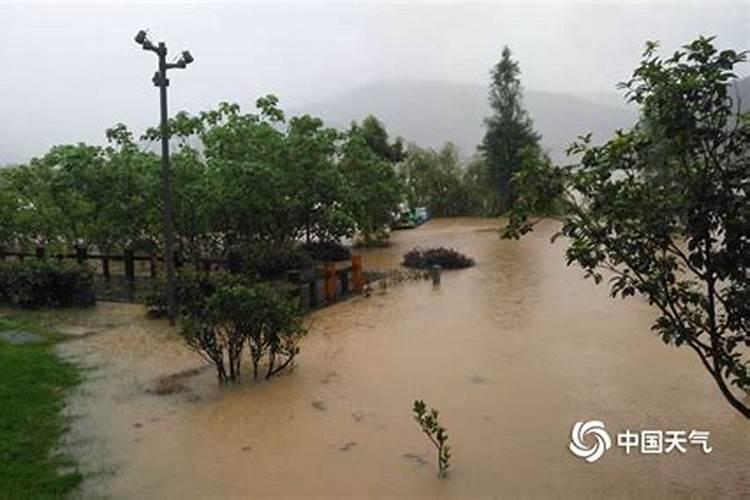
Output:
[[55, 218, 748, 498]]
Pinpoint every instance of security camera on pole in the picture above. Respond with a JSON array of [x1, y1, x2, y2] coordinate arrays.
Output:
[[134, 30, 193, 326]]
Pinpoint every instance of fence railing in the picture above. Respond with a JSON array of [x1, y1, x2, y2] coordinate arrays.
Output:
[[0, 247, 218, 280], [0, 247, 367, 310], [287, 258, 365, 310]]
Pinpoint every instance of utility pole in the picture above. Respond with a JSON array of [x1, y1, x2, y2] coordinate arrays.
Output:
[[134, 30, 194, 326]]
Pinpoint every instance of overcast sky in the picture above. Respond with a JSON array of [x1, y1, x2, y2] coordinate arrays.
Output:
[[1, 1, 748, 163]]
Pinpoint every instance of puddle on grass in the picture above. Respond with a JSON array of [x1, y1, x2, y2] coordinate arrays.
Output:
[[54, 218, 749, 498]]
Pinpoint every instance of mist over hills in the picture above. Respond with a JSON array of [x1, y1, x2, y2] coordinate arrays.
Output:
[[296, 80, 638, 163], [3, 77, 748, 168]]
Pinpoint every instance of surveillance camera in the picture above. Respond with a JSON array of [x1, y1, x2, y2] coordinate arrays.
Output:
[[182, 51, 194, 64], [135, 30, 147, 45]]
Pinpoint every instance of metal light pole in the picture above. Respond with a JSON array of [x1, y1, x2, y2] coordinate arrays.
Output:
[[135, 30, 194, 326]]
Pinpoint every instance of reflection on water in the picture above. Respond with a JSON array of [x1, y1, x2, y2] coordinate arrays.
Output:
[[56, 218, 748, 498]]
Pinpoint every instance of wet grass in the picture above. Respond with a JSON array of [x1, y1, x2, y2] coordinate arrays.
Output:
[[0, 315, 82, 498]]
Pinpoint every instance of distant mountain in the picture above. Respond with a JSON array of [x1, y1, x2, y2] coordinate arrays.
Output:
[[296, 80, 637, 163]]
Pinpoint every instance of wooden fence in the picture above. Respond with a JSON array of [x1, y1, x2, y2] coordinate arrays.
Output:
[[0, 247, 366, 310], [0, 247, 214, 279], [288, 258, 365, 310]]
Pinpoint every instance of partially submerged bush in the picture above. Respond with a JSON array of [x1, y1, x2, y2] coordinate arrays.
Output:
[[402, 247, 475, 270], [244, 244, 314, 279], [181, 284, 307, 384], [0, 260, 95, 308], [143, 270, 247, 318], [412, 400, 452, 478], [301, 240, 352, 262]]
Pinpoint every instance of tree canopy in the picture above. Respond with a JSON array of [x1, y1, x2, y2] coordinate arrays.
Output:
[[0, 98, 405, 259], [481, 46, 544, 212], [399, 143, 489, 216], [505, 37, 750, 418]]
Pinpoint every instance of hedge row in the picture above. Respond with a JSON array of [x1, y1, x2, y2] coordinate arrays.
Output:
[[0, 260, 96, 308]]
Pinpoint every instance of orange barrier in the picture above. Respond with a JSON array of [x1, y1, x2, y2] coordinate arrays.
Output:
[[352, 255, 365, 292], [324, 262, 337, 301]]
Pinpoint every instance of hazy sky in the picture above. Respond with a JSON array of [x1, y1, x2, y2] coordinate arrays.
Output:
[[1, 1, 748, 163]]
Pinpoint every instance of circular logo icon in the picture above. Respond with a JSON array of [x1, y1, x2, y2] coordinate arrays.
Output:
[[569, 420, 611, 463]]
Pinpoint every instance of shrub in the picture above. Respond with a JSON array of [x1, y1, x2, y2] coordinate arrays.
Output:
[[402, 247, 475, 270], [412, 400, 452, 478], [0, 260, 95, 308], [181, 284, 307, 384], [143, 270, 247, 318], [300, 240, 352, 262], [244, 244, 313, 279]]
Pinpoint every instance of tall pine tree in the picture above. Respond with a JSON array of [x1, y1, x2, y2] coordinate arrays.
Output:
[[481, 46, 542, 212]]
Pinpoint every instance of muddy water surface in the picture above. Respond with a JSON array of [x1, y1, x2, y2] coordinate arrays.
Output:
[[56, 218, 748, 499]]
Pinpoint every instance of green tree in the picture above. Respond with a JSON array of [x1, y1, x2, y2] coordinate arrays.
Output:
[[505, 37, 750, 418], [400, 143, 481, 216], [169, 146, 218, 260], [0, 131, 160, 255], [481, 46, 542, 212], [352, 115, 405, 163], [341, 127, 403, 241], [0, 96, 410, 272], [0, 167, 23, 249], [140, 112, 216, 259], [284, 114, 354, 243], [184, 97, 354, 248], [98, 125, 161, 254], [6, 145, 102, 251], [463, 155, 502, 215]]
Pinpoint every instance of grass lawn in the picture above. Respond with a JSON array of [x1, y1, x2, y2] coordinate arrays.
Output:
[[0, 315, 82, 498]]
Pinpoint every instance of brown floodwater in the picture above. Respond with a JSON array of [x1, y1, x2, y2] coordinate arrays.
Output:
[[53, 218, 748, 499]]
